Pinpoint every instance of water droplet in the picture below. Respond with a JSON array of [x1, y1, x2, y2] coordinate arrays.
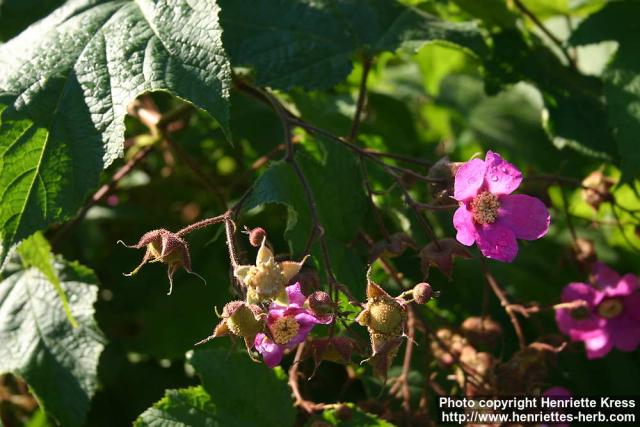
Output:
[[490, 175, 499, 182], [501, 167, 508, 173]]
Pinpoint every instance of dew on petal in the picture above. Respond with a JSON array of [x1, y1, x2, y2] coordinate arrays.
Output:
[[490, 175, 498, 182]]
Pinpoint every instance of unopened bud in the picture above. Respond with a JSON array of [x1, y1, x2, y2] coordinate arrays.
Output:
[[306, 291, 333, 316], [248, 227, 267, 247], [413, 282, 433, 304], [428, 156, 463, 202]]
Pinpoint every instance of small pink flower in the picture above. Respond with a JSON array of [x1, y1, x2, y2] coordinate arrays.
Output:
[[555, 262, 640, 359], [254, 282, 333, 368], [452, 151, 550, 262]]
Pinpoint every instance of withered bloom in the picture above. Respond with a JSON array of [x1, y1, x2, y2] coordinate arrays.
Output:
[[356, 278, 406, 378], [196, 301, 264, 352], [234, 237, 307, 304], [119, 229, 204, 295]]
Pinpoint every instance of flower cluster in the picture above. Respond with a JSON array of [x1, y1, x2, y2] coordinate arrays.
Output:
[[555, 262, 640, 359]]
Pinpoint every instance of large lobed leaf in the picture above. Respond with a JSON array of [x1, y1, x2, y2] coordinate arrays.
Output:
[[219, 0, 485, 90], [0, 0, 231, 267], [135, 386, 220, 427], [0, 258, 106, 427], [188, 349, 296, 427]]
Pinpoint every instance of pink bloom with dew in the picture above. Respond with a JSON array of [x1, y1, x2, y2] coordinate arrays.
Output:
[[555, 262, 640, 359], [452, 151, 550, 262], [254, 282, 333, 368]]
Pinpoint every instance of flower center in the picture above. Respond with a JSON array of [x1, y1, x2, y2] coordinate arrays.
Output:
[[470, 191, 500, 225], [597, 298, 623, 319], [271, 316, 300, 345], [245, 258, 286, 297]]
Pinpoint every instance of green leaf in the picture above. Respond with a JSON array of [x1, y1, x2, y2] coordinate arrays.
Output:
[[244, 138, 368, 254], [0, 258, 106, 427], [189, 349, 295, 427], [135, 386, 220, 427], [220, 0, 485, 90], [485, 29, 616, 162], [17, 231, 77, 327], [314, 403, 395, 426], [570, 0, 640, 179], [0, 0, 231, 267], [244, 159, 307, 241]]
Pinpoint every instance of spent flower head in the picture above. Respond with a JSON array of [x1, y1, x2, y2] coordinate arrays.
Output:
[[452, 151, 550, 262], [119, 229, 204, 295], [196, 301, 264, 352], [234, 237, 307, 304]]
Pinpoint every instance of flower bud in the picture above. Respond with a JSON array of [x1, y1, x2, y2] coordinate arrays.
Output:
[[248, 227, 267, 247], [306, 291, 333, 316], [427, 156, 463, 202], [412, 282, 433, 304]]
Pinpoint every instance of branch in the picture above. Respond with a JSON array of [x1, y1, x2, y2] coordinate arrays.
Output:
[[348, 57, 372, 142], [482, 266, 527, 349], [513, 0, 577, 69], [288, 342, 328, 413]]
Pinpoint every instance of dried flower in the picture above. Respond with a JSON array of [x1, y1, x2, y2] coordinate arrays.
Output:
[[452, 151, 550, 262], [581, 171, 614, 211], [196, 301, 264, 351], [419, 238, 470, 279], [356, 278, 406, 378], [119, 229, 203, 295], [234, 237, 307, 304], [368, 232, 416, 262]]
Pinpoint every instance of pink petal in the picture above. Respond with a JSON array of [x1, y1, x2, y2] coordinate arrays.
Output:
[[254, 334, 285, 368], [554, 308, 600, 340], [561, 282, 598, 307], [295, 312, 322, 329], [453, 158, 486, 201], [582, 329, 612, 359], [497, 194, 550, 240], [591, 261, 621, 288], [483, 151, 522, 195], [608, 314, 640, 352], [453, 205, 476, 246], [607, 274, 639, 297], [624, 292, 640, 322], [475, 222, 519, 262], [285, 282, 306, 307]]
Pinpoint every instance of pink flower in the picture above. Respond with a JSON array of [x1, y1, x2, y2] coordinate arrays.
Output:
[[452, 151, 550, 262], [555, 262, 640, 359], [254, 282, 333, 367]]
